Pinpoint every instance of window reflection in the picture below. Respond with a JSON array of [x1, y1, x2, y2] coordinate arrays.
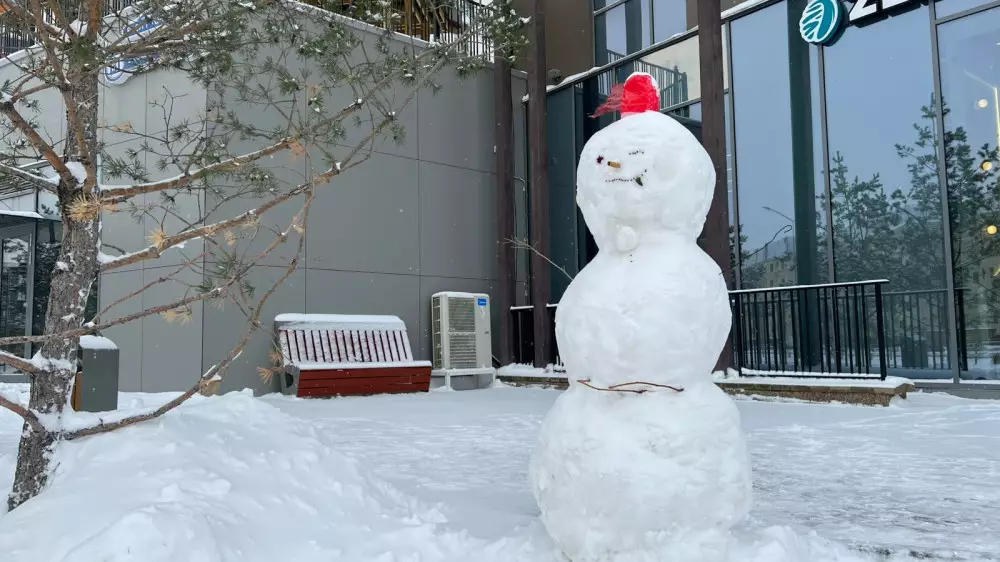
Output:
[[595, 3, 627, 65], [939, 6, 1000, 379], [633, 32, 727, 111], [0, 234, 29, 359], [935, 0, 993, 19], [548, 87, 581, 301], [731, 3, 822, 290], [652, 0, 688, 43], [825, 5, 952, 376]]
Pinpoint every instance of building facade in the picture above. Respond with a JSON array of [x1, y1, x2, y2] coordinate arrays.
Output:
[[541, 0, 1000, 385], [0, 11, 527, 394]]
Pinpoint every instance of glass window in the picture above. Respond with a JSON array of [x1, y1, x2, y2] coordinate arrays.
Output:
[[629, 0, 651, 51], [595, 3, 628, 65], [652, 0, 689, 43], [548, 87, 581, 300], [632, 34, 721, 111], [938, 6, 1000, 380], [0, 231, 30, 360], [731, 3, 823, 290], [935, 0, 993, 19], [669, 101, 701, 120], [824, 5, 952, 376]]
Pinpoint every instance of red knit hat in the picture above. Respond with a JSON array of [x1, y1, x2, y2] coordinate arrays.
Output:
[[592, 72, 660, 118]]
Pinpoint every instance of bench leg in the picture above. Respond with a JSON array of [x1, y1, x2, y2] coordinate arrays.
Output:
[[281, 368, 299, 395]]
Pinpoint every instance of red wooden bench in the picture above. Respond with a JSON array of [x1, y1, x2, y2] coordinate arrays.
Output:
[[275, 314, 431, 398]]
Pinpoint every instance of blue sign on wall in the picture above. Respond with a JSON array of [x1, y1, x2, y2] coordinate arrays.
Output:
[[799, 0, 842, 45], [477, 297, 488, 307], [103, 14, 162, 86]]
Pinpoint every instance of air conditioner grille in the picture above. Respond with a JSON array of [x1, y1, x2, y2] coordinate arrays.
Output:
[[431, 299, 443, 369], [447, 298, 476, 333], [447, 333, 478, 368]]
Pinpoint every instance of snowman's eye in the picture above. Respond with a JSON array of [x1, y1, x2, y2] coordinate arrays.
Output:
[[629, 150, 644, 156], [596, 156, 604, 164]]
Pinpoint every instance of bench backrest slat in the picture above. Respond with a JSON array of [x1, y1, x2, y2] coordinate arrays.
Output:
[[275, 314, 419, 367], [309, 330, 329, 363], [373, 331, 385, 362], [400, 331, 414, 362]]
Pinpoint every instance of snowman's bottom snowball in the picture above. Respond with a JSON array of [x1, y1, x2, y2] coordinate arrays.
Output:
[[529, 381, 752, 562]]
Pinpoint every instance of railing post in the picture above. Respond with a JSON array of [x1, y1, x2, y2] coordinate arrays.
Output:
[[955, 288, 968, 372], [875, 283, 888, 380], [731, 292, 743, 375]]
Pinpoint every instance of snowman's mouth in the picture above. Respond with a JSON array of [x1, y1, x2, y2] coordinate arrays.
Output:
[[605, 168, 647, 187]]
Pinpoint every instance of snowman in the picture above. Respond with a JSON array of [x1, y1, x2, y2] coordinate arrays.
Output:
[[529, 73, 752, 562]]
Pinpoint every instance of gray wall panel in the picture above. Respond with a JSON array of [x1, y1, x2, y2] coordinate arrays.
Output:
[[304, 268, 421, 358], [139, 266, 205, 392], [140, 68, 209, 268], [306, 151, 420, 275], [203, 152, 308, 270], [417, 69, 495, 173], [203, 267, 306, 395], [418, 161, 497, 281], [98, 269, 145, 391]]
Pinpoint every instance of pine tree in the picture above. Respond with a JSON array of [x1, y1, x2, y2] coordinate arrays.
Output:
[[0, 0, 524, 510]]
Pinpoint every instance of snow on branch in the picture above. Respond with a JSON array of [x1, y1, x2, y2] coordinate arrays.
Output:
[[0, 349, 41, 376], [0, 162, 59, 192]]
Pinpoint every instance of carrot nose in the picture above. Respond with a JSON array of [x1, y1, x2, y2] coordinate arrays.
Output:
[[607, 161, 621, 169]]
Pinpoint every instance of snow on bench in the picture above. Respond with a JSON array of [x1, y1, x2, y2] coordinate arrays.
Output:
[[274, 313, 431, 398]]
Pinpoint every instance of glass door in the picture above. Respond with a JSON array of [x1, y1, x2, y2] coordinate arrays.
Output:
[[0, 224, 33, 368], [938, 6, 1000, 380]]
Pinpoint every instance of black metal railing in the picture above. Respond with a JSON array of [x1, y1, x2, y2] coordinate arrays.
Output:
[[511, 280, 891, 379], [881, 288, 954, 373], [0, 0, 134, 57], [510, 304, 558, 365], [731, 280, 888, 380]]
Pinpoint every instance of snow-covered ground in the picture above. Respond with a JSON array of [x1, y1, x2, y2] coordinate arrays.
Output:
[[0, 383, 998, 561]]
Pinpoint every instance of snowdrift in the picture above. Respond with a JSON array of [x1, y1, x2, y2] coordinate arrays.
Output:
[[0, 390, 508, 562], [0, 388, 893, 561]]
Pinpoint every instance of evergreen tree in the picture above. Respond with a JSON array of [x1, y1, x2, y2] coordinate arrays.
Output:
[[0, 0, 524, 510]]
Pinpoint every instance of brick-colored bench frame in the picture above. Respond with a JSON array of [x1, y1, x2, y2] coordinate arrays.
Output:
[[275, 314, 431, 397]]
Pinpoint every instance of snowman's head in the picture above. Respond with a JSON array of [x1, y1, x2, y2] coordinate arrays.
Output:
[[576, 76, 716, 252]]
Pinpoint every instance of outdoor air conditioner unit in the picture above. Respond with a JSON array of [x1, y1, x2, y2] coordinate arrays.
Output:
[[431, 291, 494, 390]]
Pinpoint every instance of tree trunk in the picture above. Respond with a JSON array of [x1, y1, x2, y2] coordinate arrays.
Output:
[[7, 64, 101, 511]]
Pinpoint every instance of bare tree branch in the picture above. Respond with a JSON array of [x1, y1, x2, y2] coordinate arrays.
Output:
[[0, 100, 74, 184], [64, 190, 315, 441], [0, 393, 44, 434], [507, 237, 574, 282]]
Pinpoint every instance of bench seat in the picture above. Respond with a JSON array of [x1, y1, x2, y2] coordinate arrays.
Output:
[[275, 313, 431, 398]]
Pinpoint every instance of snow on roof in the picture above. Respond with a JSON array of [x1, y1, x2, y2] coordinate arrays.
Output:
[[0, 209, 43, 219]]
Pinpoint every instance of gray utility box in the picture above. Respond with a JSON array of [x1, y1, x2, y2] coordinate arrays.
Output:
[[73, 335, 120, 413]]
